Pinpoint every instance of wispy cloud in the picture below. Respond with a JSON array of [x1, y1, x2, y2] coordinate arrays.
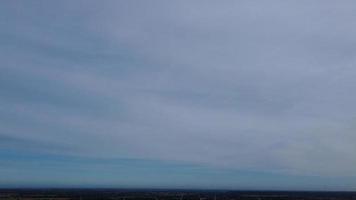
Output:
[[1, 0, 356, 188]]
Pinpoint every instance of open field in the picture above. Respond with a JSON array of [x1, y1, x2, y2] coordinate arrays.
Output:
[[1, 189, 356, 200]]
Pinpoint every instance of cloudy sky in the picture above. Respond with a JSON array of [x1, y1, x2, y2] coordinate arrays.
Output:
[[1, 0, 356, 190]]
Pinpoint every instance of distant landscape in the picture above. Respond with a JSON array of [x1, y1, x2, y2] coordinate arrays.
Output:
[[1, 189, 356, 200]]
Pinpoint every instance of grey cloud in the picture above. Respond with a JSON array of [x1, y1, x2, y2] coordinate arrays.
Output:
[[1, 0, 356, 176]]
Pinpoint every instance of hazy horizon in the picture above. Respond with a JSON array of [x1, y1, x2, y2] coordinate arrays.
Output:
[[1, 0, 356, 190]]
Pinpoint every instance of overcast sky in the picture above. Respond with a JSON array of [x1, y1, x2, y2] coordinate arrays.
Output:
[[1, 0, 356, 190]]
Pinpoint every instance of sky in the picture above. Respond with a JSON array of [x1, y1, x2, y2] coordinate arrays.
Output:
[[1, 0, 356, 190]]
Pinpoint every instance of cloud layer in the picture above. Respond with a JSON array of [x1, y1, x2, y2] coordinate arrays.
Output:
[[1, 0, 356, 182]]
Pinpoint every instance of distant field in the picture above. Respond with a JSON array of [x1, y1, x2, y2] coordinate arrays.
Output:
[[1, 189, 356, 200]]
